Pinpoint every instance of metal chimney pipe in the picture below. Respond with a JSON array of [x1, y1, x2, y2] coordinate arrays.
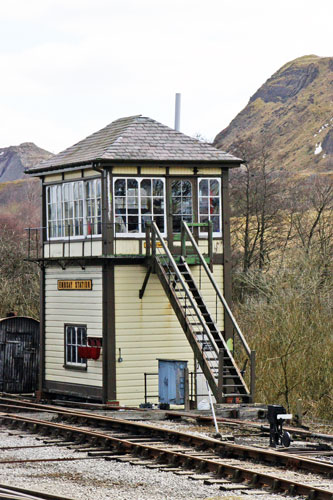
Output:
[[174, 93, 181, 131]]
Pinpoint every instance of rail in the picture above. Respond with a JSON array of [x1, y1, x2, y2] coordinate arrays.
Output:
[[181, 221, 255, 400]]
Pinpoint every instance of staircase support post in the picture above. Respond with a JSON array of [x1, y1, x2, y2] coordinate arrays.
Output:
[[181, 223, 186, 257], [145, 223, 151, 256], [250, 350, 256, 403], [184, 367, 190, 410], [217, 348, 224, 403]]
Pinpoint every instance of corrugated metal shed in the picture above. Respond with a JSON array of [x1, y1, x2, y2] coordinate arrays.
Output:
[[0, 316, 39, 394]]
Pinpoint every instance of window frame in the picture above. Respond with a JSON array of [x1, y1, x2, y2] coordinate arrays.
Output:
[[170, 179, 194, 234], [113, 176, 166, 237], [46, 178, 101, 240], [64, 324, 88, 370], [198, 177, 222, 237]]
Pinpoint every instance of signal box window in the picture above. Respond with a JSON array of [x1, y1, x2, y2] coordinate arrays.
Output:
[[171, 180, 193, 233], [198, 178, 221, 235], [65, 325, 87, 369], [114, 177, 165, 235]]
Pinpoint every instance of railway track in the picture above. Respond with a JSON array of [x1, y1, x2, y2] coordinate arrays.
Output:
[[0, 483, 74, 500], [0, 397, 332, 499]]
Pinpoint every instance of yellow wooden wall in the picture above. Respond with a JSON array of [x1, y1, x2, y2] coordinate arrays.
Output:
[[114, 264, 224, 406], [44, 266, 103, 387]]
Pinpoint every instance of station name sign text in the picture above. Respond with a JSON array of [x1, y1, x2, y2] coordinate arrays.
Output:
[[57, 280, 92, 290]]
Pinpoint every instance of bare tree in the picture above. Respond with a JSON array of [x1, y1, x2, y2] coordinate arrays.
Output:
[[229, 135, 284, 274]]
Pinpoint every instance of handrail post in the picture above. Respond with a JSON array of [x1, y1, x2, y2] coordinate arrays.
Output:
[[145, 223, 151, 257], [217, 348, 224, 403], [250, 350, 256, 403], [208, 221, 213, 272], [151, 224, 156, 258], [181, 221, 186, 257]]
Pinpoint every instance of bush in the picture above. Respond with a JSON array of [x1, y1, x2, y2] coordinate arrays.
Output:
[[0, 225, 39, 319], [234, 253, 333, 419]]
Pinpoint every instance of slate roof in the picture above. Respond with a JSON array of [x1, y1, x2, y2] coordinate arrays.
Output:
[[27, 115, 242, 173]]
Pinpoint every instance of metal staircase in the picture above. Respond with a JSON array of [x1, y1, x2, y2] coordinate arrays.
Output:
[[144, 221, 255, 403]]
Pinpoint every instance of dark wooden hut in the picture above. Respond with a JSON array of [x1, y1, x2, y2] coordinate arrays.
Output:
[[0, 316, 39, 394]]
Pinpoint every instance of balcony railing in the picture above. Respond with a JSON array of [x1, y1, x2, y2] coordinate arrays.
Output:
[[26, 221, 214, 261]]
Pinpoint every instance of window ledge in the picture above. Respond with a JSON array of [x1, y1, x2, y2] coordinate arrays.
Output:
[[63, 364, 87, 371]]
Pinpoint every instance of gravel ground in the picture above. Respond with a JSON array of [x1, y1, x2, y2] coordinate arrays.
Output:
[[0, 428, 292, 500]]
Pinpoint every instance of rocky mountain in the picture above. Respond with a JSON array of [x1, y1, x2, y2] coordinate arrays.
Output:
[[214, 55, 333, 176], [0, 142, 52, 183]]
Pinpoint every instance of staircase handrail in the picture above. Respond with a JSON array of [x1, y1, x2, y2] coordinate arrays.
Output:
[[150, 222, 227, 357], [182, 221, 251, 359]]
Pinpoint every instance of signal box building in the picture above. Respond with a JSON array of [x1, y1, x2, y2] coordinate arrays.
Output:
[[27, 116, 255, 406]]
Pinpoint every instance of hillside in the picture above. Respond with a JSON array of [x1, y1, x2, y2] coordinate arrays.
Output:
[[0, 142, 52, 183], [214, 55, 333, 176]]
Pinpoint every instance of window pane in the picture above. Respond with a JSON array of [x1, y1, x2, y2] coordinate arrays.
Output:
[[153, 198, 163, 214], [66, 327, 72, 344], [115, 216, 126, 233], [81, 328, 87, 345], [127, 196, 138, 209], [210, 179, 219, 196], [211, 198, 220, 214], [153, 179, 163, 196], [128, 179, 138, 194], [183, 199, 192, 214], [172, 180, 181, 197], [128, 216, 139, 232], [182, 181, 192, 196], [211, 216, 220, 232], [172, 198, 181, 214], [199, 198, 208, 214], [115, 179, 125, 196], [199, 179, 208, 196], [141, 179, 151, 196], [155, 216, 164, 232], [141, 197, 151, 214], [115, 197, 126, 212], [142, 215, 152, 231], [96, 179, 101, 197], [172, 215, 181, 233]]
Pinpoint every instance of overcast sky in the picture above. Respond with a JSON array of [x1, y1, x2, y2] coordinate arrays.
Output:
[[0, 0, 332, 153]]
